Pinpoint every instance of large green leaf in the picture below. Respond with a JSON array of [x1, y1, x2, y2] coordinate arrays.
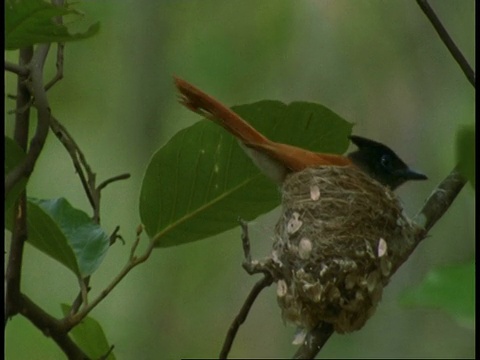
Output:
[[456, 125, 475, 187], [400, 262, 475, 329], [5, 0, 100, 50], [140, 100, 352, 247], [5, 136, 28, 212], [61, 304, 115, 360]]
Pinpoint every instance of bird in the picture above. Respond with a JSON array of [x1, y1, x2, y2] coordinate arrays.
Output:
[[173, 77, 427, 190]]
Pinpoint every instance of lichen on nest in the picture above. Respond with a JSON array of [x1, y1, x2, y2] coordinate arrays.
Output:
[[269, 166, 420, 333]]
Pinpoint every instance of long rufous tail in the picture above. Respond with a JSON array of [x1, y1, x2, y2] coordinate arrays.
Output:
[[174, 77, 271, 147], [173, 77, 352, 183]]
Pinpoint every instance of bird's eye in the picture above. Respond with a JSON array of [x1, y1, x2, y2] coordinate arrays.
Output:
[[380, 154, 391, 169]]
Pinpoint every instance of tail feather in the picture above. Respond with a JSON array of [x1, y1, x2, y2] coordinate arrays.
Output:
[[174, 77, 270, 147], [173, 76, 353, 183]]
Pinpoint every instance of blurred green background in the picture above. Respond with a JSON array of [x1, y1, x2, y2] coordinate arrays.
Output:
[[5, 0, 474, 358]]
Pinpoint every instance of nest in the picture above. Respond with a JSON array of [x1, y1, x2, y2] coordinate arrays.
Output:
[[270, 166, 420, 333]]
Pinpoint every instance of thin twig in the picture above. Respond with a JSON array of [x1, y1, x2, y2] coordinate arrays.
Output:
[[62, 230, 155, 332], [219, 274, 274, 359], [416, 0, 475, 87], [45, 43, 64, 91], [51, 115, 130, 223], [5, 61, 29, 76], [109, 225, 125, 246], [220, 220, 276, 358], [50, 116, 97, 208], [70, 277, 91, 315], [44, 0, 65, 90], [239, 218, 251, 263], [97, 173, 132, 192], [51, 116, 130, 222]]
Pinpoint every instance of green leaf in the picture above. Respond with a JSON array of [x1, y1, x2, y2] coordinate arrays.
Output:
[[61, 304, 116, 360], [5, 0, 100, 50], [456, 125, 475, 187], [5, 199, 81, 277], [400, 262, 475, 329], [30, 198, 110, 277], [5, 197, 110, 277], [140, 100, 352, 247], [5, 136, 28, 212]]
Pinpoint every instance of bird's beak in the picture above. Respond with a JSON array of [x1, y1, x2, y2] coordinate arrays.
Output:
[[400, 168, 428, 181]]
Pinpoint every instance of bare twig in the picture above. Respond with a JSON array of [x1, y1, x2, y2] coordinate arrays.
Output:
[[70, 277, 91, 315], [416, 0, 475, 87], [50, 116, 97, 208], [5, 61, 29, 76], [239, 218, 251, 263], [109, 225, 125, 246], [45, 43, 64, 91], [50, 116, 131, 224], [219, 275, 274, 359], [62, 229, 155, 331], [97, 173, 131, 192], [219, 220, 276, 358]]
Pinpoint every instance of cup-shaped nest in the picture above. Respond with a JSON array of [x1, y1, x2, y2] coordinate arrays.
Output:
[[272, 166, 420, 333]]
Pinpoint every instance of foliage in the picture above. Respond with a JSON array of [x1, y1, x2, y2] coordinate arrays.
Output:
[[5, 0, 99, 50], [140, 101, 352, 247]]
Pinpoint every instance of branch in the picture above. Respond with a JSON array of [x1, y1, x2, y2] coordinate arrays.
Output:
[[50, 116, 131, 223], [219, 275, 273, 359], [5, 47, 34, 325], [5, 61, 28, 76], [45, 43, 64, 91], [18, 294, 89, 360], [50, 116, 96, 208], [292, 322, 334, 359], [9, 226, 154, 358], [5, 196, 28, 326], [97, 173, 132, 192], [416, 0, 475, 87], [5, 44, 52, 196], [6, 45, 53, 322], [219, 219, 276, 358]]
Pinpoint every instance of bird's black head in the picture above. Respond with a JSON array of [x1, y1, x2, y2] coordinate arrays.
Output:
[[347, 135, 427, 190]]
